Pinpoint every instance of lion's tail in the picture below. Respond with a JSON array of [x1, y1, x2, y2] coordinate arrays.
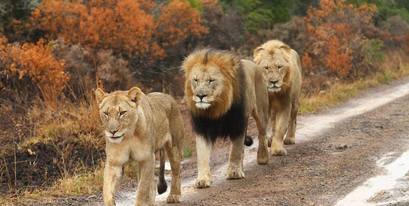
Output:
[[157, 149, 167, 194], [244, 126, 254, 146], [244, 135, 254, 146]]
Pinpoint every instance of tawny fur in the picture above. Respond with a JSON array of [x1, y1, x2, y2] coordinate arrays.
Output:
[[253, 40, 302, 155], [182, 49, 270, 188], [95, 87, 184, 206]]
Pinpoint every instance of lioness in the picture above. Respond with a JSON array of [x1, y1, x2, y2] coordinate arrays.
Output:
[[95, 87, 184, 206], [182, 49, 269, 188], [253, 40, 302, 155]]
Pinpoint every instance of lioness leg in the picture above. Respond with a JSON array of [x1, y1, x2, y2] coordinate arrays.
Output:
[[195, 136, 212, 188], [136, 154, 155, 206], [271, 105, 291, 156], [252, 111, 269, 165], [103, 162, 123, 206], [227, 135, 245, 179], [284, 104, 298, 145], [164, 142, 182, 203]]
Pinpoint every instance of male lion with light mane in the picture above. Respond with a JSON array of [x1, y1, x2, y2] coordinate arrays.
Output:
[[95, 87, 184, 206], [182, 49, 269, 188], [253, 40, 302, 156]]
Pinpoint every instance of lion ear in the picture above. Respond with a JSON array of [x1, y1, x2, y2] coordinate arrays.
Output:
[[280, 44, 291, 52], [253, 47, 263, 56], [95, 88, 106, 104], [128, 87, 144, 105]]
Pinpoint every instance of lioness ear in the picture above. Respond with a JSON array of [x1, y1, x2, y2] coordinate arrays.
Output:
[[128, 87, 144, 105], [94, 88, 106, 104]]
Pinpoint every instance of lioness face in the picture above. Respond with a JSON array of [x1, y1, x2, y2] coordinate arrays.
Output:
[[258, 54, 289, 93], [189, 65, 227, 110], [95, 87, 143, 143]]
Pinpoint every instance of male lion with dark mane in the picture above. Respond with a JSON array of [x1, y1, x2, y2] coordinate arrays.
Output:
[[253, 40, 302, 156], [95, 87, 184, 206], [182, 49, 269, 188]]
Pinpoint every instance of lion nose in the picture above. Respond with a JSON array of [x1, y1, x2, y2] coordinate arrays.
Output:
[[270, 80, 278, 85], [110, 129, 118, 135], [197, 94, 207, 101]]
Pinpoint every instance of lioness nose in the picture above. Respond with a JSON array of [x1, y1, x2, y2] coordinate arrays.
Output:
[[270, 80, 278, 85], [197, 94, 207, 101], [110, 129, 118, 135]]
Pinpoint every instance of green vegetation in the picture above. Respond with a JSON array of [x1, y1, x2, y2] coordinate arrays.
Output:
[[348, 0, 409, 22]]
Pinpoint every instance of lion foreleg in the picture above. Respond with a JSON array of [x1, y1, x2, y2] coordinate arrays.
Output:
[[227, 135, 245, 179], [271, 105, 291, 156], [103, 162, 123, 206], [136, 154, 155, 206], [195, 136, 212, 188]]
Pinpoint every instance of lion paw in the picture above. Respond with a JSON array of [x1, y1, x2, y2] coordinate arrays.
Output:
[[257, 147, 269, 165], [195, 176, 212, 189], [284, 137, 295, 145], [227, 166, 245, 179], [166, 194, 181, 203], [271, 144, 287, 156]]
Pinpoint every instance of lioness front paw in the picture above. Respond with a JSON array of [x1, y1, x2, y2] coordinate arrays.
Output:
[[166, 194, 181, 203], [227, 166, 245, 179], [271, 143, 287, 156], [284, 137, 295, 145], [195, 176, 212, 188]]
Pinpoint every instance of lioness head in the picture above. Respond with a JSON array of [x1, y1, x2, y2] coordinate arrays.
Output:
[[95, 87, 143, 143], [182, 49, 241, 118], [254, 40, 291, 93]]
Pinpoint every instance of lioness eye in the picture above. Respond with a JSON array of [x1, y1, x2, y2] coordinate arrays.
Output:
[[208, 79, 215, 84], [277, 65, 283, 69], [119, 111, 126, 116], [193, 78, 198, 82], [264, 66, 269, 70]]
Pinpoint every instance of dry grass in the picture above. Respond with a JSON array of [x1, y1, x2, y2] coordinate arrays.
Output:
[[300, 53, 409, 113]]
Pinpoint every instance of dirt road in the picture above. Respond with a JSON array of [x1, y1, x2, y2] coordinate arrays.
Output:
[[157, 80, 409, 206], [33, 80, 409, 206], [172, 94, 409, 206]]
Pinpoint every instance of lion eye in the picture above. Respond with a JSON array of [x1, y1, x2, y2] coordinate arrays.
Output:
[[193, 78, 198, 82], [208, 79, 215, 84], [119, 111, 127, 116], [264, 66, 269, 70], [277, 65, 283, 69]]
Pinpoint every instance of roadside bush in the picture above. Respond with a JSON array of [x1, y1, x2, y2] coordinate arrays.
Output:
[[0, 36, 68, 109], [302, 0, 380, 79]]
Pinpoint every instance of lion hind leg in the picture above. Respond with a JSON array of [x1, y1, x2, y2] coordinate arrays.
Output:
[[164, 141, 182, 203], [284, 106, 297, 145], [252, 110, 269, 165]]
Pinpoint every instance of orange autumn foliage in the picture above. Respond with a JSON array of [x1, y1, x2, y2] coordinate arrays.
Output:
[[303, 0, 377, 78], [156, 0, 208, 48], [31, 0, 207, 60], [0, 36, 68, 108]]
